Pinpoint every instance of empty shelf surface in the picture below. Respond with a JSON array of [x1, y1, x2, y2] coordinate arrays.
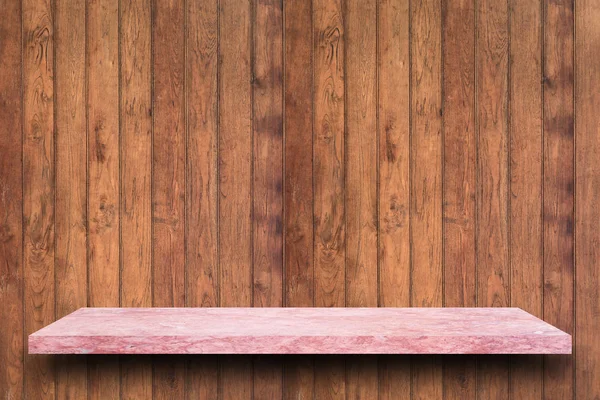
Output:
[[28, 307, 571, 355]]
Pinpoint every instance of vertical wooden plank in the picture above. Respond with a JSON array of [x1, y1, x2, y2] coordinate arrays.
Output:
[[87, 0, 120, 397], [314, 357, 345, 400], [314, 0, 345, 398], [55, 0, 87, 397], [442, 0, 477, 397], [0, 0, 23, 397], [253, 0, 283, 311], [186, 0, 219, 397], [152, 0, 186, 397], [283, 0, 315, 397], [121, 0, 152, 316], [218, 0, 252, 311], [508, 0, 543, 398], [253, 0, 284, 398], [186, 0, 218, 316], [378, 0, 410, 313], [283, 357, 313, 400], [476, 0, 509, 397], [152, 0, 185, 310], [23, 0, 55, 396], [543, 0, 574, 398], [88, 0, 120, 309], [576, 0, 600, 398], [284, 0, 313, 311], [346, 0, 377, 312], [442, 0, 476, 318], [313, 0, 345, 310], [411, 0, 443, 398], [346, 0, 378, 398], [120, 0, 153, 397], [379, 356, 410, 400], [219, 0, 253, 398], [378, 0, 412, 397]]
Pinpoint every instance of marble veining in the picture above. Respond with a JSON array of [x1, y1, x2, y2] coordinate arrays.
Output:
[[28, 307, 571, 355]]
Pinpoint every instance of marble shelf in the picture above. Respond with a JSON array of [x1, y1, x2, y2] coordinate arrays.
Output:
[[28, 307, 571, 355]]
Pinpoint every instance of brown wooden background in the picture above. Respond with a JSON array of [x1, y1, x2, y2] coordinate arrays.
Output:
[[1, 0, 598, 398]]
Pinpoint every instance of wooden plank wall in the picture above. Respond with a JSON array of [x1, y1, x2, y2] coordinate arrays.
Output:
[[1, 0, 598, 398]]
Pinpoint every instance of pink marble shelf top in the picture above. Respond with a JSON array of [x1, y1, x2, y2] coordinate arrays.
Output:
[[28, 307, 571, 355]]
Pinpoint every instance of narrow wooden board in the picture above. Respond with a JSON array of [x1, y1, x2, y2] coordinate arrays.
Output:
[[87, 0, 120, 308], [378, 0, 412, 397], [120, 0, 153, 397], [219, 0, 253, 398], [23, 0, 55, 397], [313, 0, 345, 310], [442, 0, 477, 397], [152, 0, 186, 397], [508, 0, 544, 398], [55, 0, 87, 397], [476, 0, 510, 397], [186, 0, 219, 397], [346, 0, 377, 311], [253, 0, 284, 310], [252, 0, 284, 397], [87, 0, 121, 397], [29, 308, 571, 355], [543, 0, 575, 398], [313, 0, 346, 397], [575, 0, 600, 397], [283, 0, 315, 396], [411, 0, 443, 397], [0, 0, 23, 397], [284, 0, 314, 310], [346, 0, 378, 397]]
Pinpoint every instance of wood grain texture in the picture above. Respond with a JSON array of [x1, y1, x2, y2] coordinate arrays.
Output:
[[186, 0, 219, 397], [283, 356, 314, 400], [87, 0, 120, 397], [378, 0, 412, 397], [313, 0, 345, 310], [120, 0, 153, 397], [576, 0, 600, 398], [346, 356, 377, 400], [379, 356, 410, 400], [219, 0, 253, 398], [253, 0, 283, 310], [0, 0, 23, 398], [151, 0, 185, 309], [283, 0, 317, 394], [23, 0, 55, 396], [283, 1, 314, 396], [313, 0, 346, 398], [442, 0, 476, 397], [120, 0, 152, 312], [186, 0, 218, 313], [0, 0, 593, 398], [509, 0, 543, 398], [411, 0, 443, 398], [55, 0, 87, 397], [152, 0, 186, 397], [315, 357, 345, 400], [346, 0, 377, 311], [218, 0, 252, 309], [442, 0, 476, 314], [378, 0, 410, 310], [284, 0, 314, 310], [87, 0, 120, 309], [346, 0, 378, 397], [543, 0, 574, 398], [253, 0, 284, 397], [476, 0, 510, 397]]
